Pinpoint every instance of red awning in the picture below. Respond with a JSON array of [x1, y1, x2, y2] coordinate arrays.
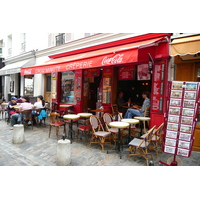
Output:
[[21, 37, 167, 75]]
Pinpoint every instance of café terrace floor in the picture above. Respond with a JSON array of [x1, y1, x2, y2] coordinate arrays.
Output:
[[0, 117, 200, 166]]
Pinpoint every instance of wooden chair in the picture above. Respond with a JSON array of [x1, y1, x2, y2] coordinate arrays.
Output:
[[49, 112, 66, 139], [21, 109, 33, 129], [103, 113, 118, 145], [128, 125, 156, 166], [89, 115, 112, 152], [77, 119, 91, 142], [141, 123, 164, 158]]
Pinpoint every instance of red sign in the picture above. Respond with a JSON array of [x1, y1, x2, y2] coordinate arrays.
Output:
[[21, 49, 138, 75], [84, 68, 100, 77], [118, 66, 135, 80], [103, 68, 112, 78], [74, 70, 82, 103]]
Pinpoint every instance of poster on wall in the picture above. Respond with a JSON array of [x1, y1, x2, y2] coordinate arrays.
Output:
[[151, 62, 165, 112], [74, 70, 82, 102], [137, 64, 150, 80], [118, 66, 135, 80]]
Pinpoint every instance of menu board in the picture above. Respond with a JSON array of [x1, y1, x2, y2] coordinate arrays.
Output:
[[151, 63, 165, 112], [84, 68, 100, 77], [102, 67, 112, 104], [163, 81, 200, 158], [118, 66, 135, 80], [74, 70, 82, 103]]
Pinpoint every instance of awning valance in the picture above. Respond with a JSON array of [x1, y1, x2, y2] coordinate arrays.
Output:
[[0, 58, 36, 76], [21, 36, 168, 75], [171, 35, 200, 56]]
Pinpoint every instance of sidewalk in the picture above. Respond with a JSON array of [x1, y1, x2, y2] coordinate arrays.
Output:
[[0, 117, 200, 166]]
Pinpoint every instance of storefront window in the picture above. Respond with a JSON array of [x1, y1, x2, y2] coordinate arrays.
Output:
[[24, 75, 34, 96], [61, 71, 76, 104]]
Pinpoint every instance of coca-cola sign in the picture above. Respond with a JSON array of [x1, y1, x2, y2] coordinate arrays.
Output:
[[102, 54, 124, 65]]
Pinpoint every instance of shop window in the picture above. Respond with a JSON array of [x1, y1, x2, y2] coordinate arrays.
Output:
[[61, 71, 76, 104], [24, 75, 34, 96], [46, 76, 51, 92]]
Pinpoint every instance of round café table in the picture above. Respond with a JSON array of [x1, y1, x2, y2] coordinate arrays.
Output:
[[63, 114, 80, 143], [134, 116, 151, 136], [60, 104, 74, 114], [108, 121, 129, 158], [121, 118, 140, 142], [91, 109, 108, 118], [77, 113, 92, 141]]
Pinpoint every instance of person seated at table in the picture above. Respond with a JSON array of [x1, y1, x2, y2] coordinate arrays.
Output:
[[7, 96, 20, 130], [32, 95, 47, 123], [18, 95, 34, 124], [124, 91, 150, 119], [116, 91, 131, 114]]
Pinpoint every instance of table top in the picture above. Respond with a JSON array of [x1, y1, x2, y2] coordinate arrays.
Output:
[[77, 113, 92, 117], [121, 118, 140, 124], [109, 121, 129, 129], [63, 114, 80, 120], [1, 102, 8, 106], [134, 117, 151, 121], [91, 109, 108, 113], [59, 105, 74, 108]]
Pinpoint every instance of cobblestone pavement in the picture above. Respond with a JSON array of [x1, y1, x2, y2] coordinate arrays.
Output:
[[0, 117, 200, 166]]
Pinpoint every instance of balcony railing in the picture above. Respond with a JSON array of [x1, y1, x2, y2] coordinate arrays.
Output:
[[56, 33, 65, 46]]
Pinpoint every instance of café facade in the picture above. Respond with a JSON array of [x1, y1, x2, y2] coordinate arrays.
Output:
[[21, 33, 172, 127]]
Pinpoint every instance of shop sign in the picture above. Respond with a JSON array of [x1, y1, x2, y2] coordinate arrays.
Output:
[[84, 68, 100, 77], [118, 66, 135, 80]]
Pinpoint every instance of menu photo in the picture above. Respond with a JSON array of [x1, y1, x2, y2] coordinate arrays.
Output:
[[184, 91, 196, 100], [169, 107, 181, 115], [179, 132, 192, 142], [178, 140, 190, 150], [164, 145, 176, 154], [183, 99, 196, 108], [172, 81, 183, 90], [180, 124, 192, 133], [168, 115, 180, 123], [165, 138, 177, 147], [182, 108, 194, 117], [167, 123, 179, 131], [166, 130, 178, 139], [170, 98, 182, 107], [177, 148, 189, 157], [181, 116, 193, 125], [170, 90, 183, 98], [185, 82, 198, 91]]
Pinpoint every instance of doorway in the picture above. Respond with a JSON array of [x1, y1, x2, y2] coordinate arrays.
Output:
[[44, 73, 51, 103]]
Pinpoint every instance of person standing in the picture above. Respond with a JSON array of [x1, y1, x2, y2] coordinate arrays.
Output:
[[0, 93, 5, 103], [124, 91, 150, 119]]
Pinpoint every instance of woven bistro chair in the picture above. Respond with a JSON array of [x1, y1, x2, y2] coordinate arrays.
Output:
[[89, 115, 112, 152], [128, 125, 156, 166], [140, 123, 164, 158], [103, 113, 118, 145], [49, 112, 66, 139]]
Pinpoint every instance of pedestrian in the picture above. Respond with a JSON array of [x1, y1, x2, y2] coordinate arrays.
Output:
[[124, 91, 150, 119], [0, 93, 6, 103]]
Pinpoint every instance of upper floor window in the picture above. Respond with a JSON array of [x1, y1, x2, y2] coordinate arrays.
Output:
[[7, 35, 12, 56], [56, 33, 65, 46], [21, 33, 26, 52], [0, 40, 3, 56]]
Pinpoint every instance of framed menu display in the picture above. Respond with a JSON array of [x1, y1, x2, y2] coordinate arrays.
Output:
[[163, 81, 200, 158]]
